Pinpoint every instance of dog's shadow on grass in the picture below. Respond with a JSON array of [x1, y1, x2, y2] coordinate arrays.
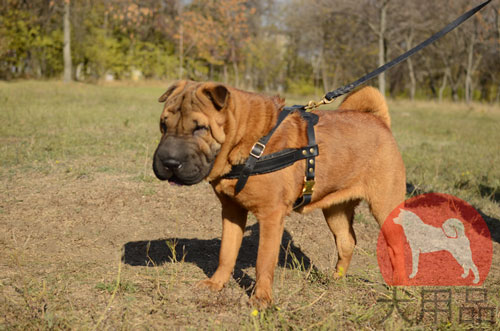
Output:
[[122, 223, 314, 295]]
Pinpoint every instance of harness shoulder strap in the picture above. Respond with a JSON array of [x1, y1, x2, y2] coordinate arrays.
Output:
[[234, 106, 296, 194], [229, 105, 319, 210]]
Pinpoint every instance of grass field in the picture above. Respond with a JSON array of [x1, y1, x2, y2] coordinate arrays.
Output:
[[1, 80, 499, 329]]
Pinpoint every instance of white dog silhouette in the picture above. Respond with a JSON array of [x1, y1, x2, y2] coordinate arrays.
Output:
[[393, 209, 479, 283]]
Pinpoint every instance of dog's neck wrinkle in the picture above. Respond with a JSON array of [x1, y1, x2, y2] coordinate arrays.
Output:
[[231, 96, 280, 160], [249, 102, 277, 134], [207, 93, 281, 181]]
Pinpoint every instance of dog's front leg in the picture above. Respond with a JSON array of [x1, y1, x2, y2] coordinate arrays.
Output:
[[252, 208, 286, 308], [198, 196, 247, 291]]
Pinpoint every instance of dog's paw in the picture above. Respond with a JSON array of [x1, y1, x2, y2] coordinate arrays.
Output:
[[250, 287, 273, 309], [333, 272, 344, 280], [333, 266, 346, 279], [196, 278, 224, 292]]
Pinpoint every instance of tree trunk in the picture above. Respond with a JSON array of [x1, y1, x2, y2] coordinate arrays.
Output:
[[331, 63, 340, 93], [63, 0, 72, 82], [232, 60, 239, 87], [465, 33, 476, 104], [407, 57, 416, 100], [223, 64, 228, 84], [244, 57, 252, 90], [320, 54, 329, 93], [451, 83, 459, 102], [310, 53, 319, 93], [438, 69, 449, 102], [177, 0, 184, 79], [496, 9, 500, 103], [178, 26, 184, 79], [405, 31, 416, 100], [378, 0, 389, 97], [231, 46, 239, 87]]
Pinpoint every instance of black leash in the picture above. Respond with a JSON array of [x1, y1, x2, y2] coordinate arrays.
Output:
[[305, 0, 492, 109], [224, 0, 491, 209]]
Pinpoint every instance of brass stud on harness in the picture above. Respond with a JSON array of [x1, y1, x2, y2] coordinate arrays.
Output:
[[309, 148, 315, 154], [302, 150, 307, 156], [309, 159, 314, 165]]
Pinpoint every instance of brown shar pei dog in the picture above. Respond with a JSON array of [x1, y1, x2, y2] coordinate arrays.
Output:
[[153, 80, 407, 307]]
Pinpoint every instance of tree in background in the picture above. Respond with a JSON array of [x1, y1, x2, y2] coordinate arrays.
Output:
[[0, 0, 64, 79], [63, 0, 72, 82], [0, 0, 499, 102], [179, 0, 254, 84]]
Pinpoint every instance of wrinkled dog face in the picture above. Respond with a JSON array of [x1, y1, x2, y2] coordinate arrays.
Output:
[[153, 80, 228, 185]]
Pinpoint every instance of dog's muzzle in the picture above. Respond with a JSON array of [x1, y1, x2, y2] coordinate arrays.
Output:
[[152, 137, 211, 185]]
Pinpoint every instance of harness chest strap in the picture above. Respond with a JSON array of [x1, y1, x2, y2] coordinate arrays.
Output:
[[293, 111, 318, 209], [223, 106, 319, 209]]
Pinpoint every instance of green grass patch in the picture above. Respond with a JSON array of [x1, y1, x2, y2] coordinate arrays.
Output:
[[390, 101, 500, 213], [96, 280, 137, 294], [0, 80, 166, 177]]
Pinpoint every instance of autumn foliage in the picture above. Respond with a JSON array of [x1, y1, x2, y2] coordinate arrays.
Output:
[[0, 0, 499, 101]]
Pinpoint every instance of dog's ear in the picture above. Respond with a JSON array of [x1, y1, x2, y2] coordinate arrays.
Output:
[[272, 95, 285, 110], [203, 84, 229, 111], [158, 83, 179, 103]]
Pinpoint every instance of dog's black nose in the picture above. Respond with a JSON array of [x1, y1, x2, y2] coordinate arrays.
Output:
[[162, 159, 182, 169]]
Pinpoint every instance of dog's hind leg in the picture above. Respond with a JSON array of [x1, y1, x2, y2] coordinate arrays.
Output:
[[322, 200, 359, 279], [367, 173, 407, 285]]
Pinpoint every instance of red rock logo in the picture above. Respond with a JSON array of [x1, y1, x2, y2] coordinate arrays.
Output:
[[377, 193, 492, 286]]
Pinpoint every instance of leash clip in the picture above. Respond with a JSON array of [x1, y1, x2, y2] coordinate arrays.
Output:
[[304, 96, 335, 111]]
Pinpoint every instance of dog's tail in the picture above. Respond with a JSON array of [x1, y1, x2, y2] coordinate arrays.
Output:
[[442, 218, 466, 238], [338, 86, 391, 128]]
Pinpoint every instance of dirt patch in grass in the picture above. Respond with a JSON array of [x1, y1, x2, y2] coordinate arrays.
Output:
[[2, 170, 499, 329], [0, 172, 377, 328]]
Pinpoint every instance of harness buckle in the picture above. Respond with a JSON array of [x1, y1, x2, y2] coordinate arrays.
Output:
[[249, 142, 266, 159], [302, 178, 315, 195]]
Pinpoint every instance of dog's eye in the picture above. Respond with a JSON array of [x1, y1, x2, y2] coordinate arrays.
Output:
[[193, 125, 208, 135], [160, 121, 167, 134]]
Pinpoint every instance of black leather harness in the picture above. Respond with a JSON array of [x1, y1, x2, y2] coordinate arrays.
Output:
[[223, 105, 319, 209]]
